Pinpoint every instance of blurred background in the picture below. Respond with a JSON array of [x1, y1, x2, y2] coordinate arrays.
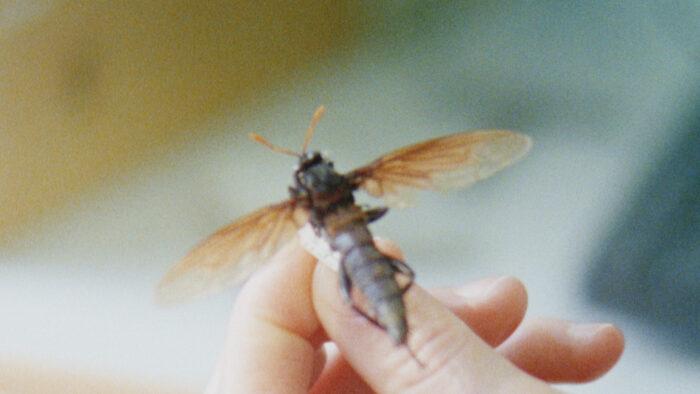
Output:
[[1, 1, 698, 393]]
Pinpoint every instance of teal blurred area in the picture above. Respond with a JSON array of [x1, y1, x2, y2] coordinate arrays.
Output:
[[587, 104, 699, 355], [1, 1, 698, 392]]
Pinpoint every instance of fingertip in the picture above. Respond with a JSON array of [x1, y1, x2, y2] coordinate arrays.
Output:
[[462, 276, 528, 314], [433, 276, 528, 347], [567, 323, 625, 382], [372, 237, 403, 261], [232, 240, 318, 333], [604, 325, 625, 373], [606, 324, 625, 357], [236, 239, 315, 311], [498, 319, 626, 383], [477, 276, 528, 345]]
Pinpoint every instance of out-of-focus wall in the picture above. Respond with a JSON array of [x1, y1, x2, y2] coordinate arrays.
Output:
[[0, 1, 360, 244]]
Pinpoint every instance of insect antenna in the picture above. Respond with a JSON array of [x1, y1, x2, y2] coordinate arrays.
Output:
[[302, 105, 325, 154], [248, 133, 300, 157], [249, 105, 326, 157]]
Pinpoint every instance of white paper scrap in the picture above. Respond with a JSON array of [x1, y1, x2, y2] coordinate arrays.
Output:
[[298, 223, 341, 271]]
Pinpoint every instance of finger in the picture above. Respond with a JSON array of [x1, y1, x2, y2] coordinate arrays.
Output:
[[311, 276, 530, 393], [307, 276, 528, 350], [373, 238, 528, 347], [205, 240, 321, 394], [431, 276, 528, 346], [497, 318, 625, 383], [310, 276, 528, 348], [311, 259, 552, 393]]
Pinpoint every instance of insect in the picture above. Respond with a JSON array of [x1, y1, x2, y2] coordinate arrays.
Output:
[[156, 106, 531, 349]]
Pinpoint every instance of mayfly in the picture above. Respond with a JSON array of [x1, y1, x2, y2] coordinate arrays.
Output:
[[156, 106, 531, 350]]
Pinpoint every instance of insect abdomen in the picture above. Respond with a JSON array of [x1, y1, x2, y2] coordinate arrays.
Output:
[[346, 249, 407, 344], [328, 213, 408, 344]]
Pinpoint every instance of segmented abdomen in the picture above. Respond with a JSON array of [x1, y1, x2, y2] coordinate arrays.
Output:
[[324, 205, 408, 344]]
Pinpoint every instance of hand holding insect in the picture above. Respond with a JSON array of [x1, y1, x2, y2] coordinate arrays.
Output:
[[158, 107, 624, 392], [157, 106, 533, 355], [204, 239, 624, 393]]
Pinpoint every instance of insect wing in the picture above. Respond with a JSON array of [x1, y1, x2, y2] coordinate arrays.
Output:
[[155, 199, 308, 304], [348, 130, 532, 207]]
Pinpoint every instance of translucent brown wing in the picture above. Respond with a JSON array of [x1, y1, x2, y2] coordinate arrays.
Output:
[[348, 130, 532, 207], [155, 199, 309, 305]]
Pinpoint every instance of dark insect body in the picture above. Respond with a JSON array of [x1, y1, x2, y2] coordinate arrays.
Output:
[[156, 106, 532, 354], [293, 151, 415, 343]]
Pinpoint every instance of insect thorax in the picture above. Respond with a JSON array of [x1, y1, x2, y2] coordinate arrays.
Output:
[[293, 153, 353, 199]]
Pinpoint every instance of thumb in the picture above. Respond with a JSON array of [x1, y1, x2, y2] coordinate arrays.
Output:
[[312, 259, 554, 393]]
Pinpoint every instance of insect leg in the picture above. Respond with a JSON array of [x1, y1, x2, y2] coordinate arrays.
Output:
[[363, 207, 389, 223], [388, 259, 416, 295], [338, 257, 353, 304]]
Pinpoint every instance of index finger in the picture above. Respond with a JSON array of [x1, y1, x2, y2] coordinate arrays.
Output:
[[311, 244, 553, 393], [205, 240, 322, 394]]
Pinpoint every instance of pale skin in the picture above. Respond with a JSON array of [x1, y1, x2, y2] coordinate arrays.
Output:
[[205, 239, 625, 393]]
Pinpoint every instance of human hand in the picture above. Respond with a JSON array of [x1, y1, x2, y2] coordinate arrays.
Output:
[[205, 239, 624, 393]]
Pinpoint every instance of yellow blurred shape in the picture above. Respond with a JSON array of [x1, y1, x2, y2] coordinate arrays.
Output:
[[0, 1, 360, 244]]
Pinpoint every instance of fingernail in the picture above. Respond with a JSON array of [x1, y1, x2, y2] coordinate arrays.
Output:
[[567, 323, 612, 342], [456, 276, 509, 304]]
